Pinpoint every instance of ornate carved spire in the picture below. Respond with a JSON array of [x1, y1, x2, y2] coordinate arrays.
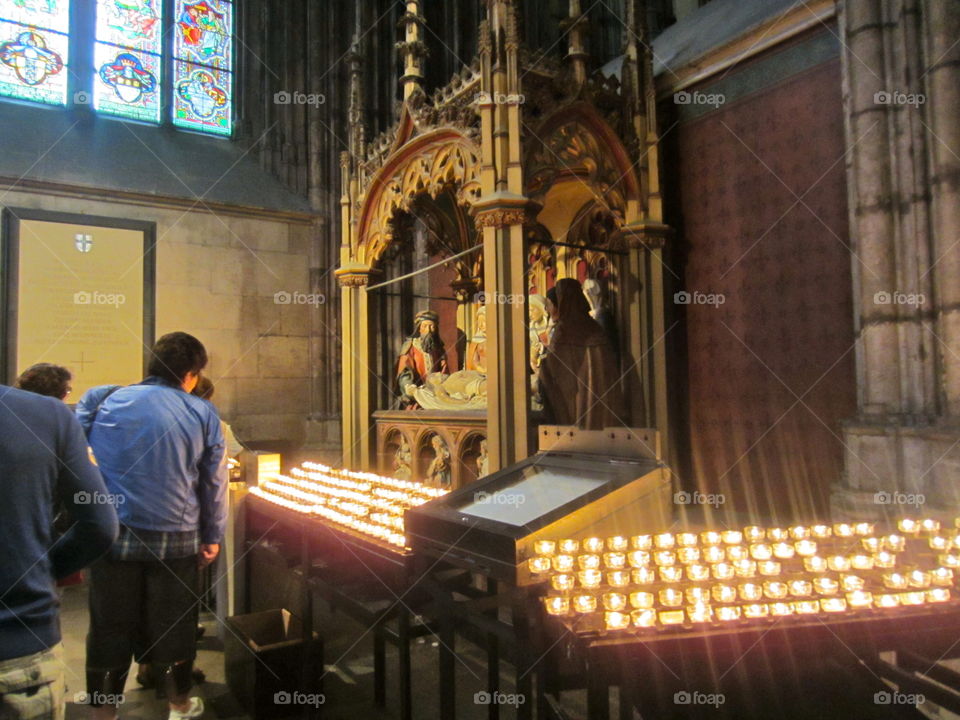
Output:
[[563, 0, 590, 87], [397, 0, 428, 101], [346, 30, 366, 165]]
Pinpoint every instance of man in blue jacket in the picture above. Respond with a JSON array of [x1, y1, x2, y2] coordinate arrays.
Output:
[[0, 385, 119, 720], [80, 332, 227, 720]]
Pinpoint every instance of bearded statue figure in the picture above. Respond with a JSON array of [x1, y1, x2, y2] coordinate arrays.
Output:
[[396, 310, 449, 409]]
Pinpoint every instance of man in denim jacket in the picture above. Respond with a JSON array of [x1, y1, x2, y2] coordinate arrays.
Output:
[[79, 332, 226, 720]]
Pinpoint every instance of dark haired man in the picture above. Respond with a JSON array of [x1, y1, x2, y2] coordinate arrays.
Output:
[[80, 332, 227, 720], [15, 363, 73, 400], [0, 386, 118, 720]]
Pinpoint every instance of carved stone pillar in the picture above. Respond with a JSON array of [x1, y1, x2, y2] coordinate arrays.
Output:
[[619, 221, 672, 457], [834, 0, 960, 518], [336, 264, 377, 469], [472, 199, 535, 472], [451, 277, 479, 370]]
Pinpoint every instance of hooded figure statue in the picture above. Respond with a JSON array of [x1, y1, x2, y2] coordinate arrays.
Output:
[[538, 278, 626, 429]]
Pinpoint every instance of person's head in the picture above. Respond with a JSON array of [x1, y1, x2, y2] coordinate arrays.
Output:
[[192, 375, 215, 400], [148, 332, 208, 391], [582, 278, 601, 310], [545, 287, 559, 321], [555, 278, 591, 319], [528, 294, 547, 325], [413, 310, 443, 353], [15, 363, 72, 400], [474, 305, 487, 335]]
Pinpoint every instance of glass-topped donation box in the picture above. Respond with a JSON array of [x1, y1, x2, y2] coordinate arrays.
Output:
[[405, 427, 672, 584]]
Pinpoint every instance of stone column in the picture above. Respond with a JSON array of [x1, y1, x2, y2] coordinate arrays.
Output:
[[473, 200, 534, 472], [451, 277, 479, 370], [619, 222, 672, 452], [834, 0, 960, 518], [335, 265, 376, 470], [474, 0, 531, 472]]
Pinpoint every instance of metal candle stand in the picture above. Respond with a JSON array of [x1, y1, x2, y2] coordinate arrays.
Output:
[[244, 494, 434, 720]]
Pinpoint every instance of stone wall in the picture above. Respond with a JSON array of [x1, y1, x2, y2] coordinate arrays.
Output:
[[662, 27, 855, 518], [2, 189, 317, 449]]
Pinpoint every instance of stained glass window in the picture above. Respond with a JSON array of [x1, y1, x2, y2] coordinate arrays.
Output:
[[0, 0, 70, 106], [172, 0, 232, 136], [0, 0, 233, 137], [94, 0, 162, 123]]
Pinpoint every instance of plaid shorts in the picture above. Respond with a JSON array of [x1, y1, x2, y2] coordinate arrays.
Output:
[[0, 644, 64, 720], [110, 525, 199, 561]]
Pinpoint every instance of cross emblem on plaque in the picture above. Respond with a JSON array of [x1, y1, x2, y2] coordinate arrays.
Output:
[[74, 234, 93, 253], [71, 352, 94, 372]]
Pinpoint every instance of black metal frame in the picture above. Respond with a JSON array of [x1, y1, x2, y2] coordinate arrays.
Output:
[[0, 207, 156, 385], [405, 452, 661, 582], [244, 494, 434, 720], [539, 605, 960, 719]]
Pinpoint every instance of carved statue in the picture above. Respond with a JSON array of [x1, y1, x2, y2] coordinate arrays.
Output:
[[528, 294, 550, 371], [426, 435, 451, 487], [392, 435, 412, 480], [476, 438, 489, 478], [582, 278, 619, 355], [408, 304, 488, 410], [411, 371, 487, 410], [396, 310, 449, 409], [539, 278, 626, 429], [466, 305, 487, 373]]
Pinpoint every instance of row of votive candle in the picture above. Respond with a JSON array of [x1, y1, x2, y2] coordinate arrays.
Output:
[[251, 462, 448, 548], [535, 520, 960, 630], [555, 588, 954, 631]]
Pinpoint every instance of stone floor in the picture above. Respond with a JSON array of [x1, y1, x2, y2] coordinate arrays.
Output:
[[59, 583, 558, 720]]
